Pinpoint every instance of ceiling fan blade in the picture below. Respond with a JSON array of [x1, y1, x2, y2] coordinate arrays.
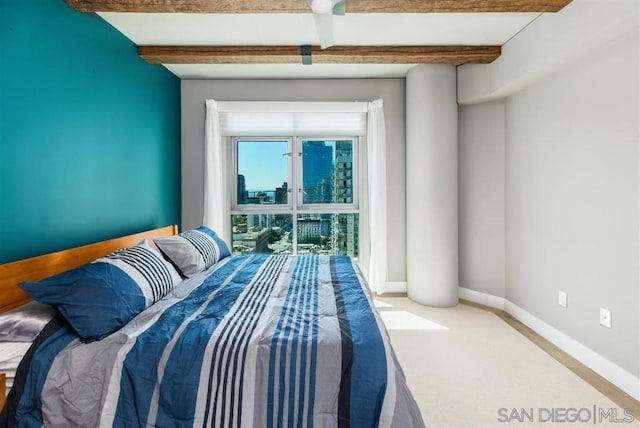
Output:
[[314, 13, 335, 49]]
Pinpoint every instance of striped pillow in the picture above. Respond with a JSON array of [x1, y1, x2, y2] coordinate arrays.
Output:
[[97, 240, 182, 306], [153, 226, 231, 277], [20, 240, 181, 341]]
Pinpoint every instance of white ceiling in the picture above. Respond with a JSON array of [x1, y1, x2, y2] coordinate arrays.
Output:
[[98, 12, 541, 79]]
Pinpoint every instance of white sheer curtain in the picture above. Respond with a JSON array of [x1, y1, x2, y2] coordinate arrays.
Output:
[[366, 99, 388, 294], [203, 99, 230, 242]]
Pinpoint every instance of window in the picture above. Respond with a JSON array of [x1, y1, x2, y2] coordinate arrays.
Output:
[[236, 139, 290, 206], [231, 137, 359, 257]]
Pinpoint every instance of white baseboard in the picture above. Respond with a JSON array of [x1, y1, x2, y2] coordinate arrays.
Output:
[[384, 281, 407, 294], [458, 286, 640, 401], [505, 301, 640, 401], [458, 286, 506, 310]]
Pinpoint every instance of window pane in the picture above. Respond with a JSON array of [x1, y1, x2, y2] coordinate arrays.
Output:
[[302, 140, 354, 204], [231, 214, 293, 255], [297, 214, 358, 257], [237, 141, 289, 205]]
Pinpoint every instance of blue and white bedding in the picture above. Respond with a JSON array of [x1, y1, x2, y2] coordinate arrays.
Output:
[[2, 255, 424, 427]]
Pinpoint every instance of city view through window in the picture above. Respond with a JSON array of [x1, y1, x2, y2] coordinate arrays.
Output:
[[232, 139, 359, 257]]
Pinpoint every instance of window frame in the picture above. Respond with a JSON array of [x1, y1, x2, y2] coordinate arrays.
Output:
[[229, 136, 361, 257], [296, 137, 359, 213], [230, 137, 294, 212]]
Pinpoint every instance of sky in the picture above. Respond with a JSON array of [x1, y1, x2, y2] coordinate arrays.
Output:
[[238, 141, 289, 191], [238, 140, 348, 192]]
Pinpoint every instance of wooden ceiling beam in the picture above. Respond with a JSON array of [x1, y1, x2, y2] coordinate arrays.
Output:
[[66, 0, 572, 13], [138, 46, 501, 65]]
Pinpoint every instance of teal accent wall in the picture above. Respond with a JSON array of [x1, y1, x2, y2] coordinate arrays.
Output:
[[0, 1, 181, 264]]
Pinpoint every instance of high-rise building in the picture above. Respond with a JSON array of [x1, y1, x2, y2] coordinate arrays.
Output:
[[302, 142, 333, 203], [237, 174, 246, 204], [330, 142, 356, 256], [297, 218, 322, 244], [275, 182, 288, 204], [333, 141, 353, 204], [332, 214, 358, 257]]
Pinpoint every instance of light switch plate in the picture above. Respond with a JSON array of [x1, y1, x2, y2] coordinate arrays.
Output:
[[600, 308, 612, 328], [558, 290, 568, 308]]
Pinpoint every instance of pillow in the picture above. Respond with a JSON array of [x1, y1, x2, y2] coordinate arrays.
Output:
[[19, 240, 182, 341], [0, 342, 33, 394], [0, 302, 56, 342], [153, 226, 231, 277]]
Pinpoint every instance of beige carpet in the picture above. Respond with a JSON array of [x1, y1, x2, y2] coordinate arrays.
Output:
[[375, 297, 639, 428]]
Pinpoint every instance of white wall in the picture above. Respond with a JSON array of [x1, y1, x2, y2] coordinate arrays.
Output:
[[504, 28, 639, 377], [458, 100, 506, 298], [181, 79, 407, 284], [458, 0, 639, 105]]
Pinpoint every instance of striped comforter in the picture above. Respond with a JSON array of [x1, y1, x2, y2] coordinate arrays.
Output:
[[3, 255, 424, 427]]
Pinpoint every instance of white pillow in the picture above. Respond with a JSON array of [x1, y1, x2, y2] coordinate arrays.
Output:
[[0, 302, 56, 342], [154, 227, 231, 277], [0, 342, 32, 396]]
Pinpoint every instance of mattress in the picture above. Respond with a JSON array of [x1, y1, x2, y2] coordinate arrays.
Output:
[[1, 255, 424, 427]]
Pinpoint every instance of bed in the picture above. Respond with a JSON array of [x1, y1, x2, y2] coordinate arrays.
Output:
[[0, 226, 424, 427]]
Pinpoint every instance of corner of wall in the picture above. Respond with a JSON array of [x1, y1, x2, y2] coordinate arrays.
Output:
[[457, 0, 640, 105]]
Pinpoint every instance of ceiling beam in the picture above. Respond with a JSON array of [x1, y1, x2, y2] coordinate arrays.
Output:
[[66, 0, 572, 13], [138, 46, 501, 65]]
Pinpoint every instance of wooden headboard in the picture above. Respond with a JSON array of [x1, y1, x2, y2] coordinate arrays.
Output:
[[0, 225, 178, 314]]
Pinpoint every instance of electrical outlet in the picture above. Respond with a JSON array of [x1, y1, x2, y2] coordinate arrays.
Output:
[[558, 290, 568, 308], [599, 308, 612, 328]]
